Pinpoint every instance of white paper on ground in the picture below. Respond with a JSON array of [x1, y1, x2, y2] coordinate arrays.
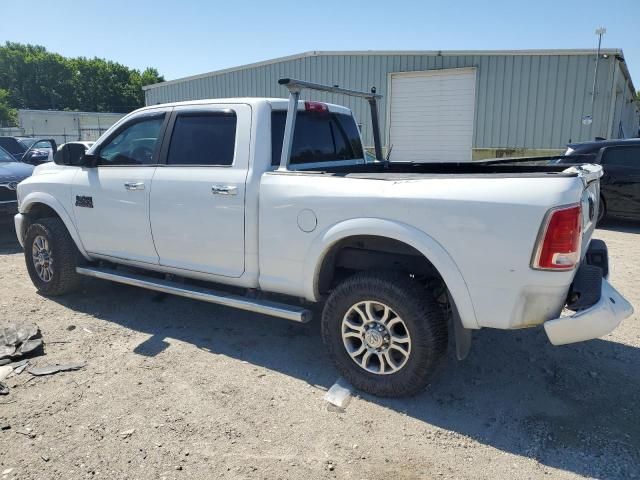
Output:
[[324, 377, 353, 409]]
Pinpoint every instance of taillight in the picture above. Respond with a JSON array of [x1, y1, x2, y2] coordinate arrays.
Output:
[[532, 204, 582, 270], [304, 101, 328, 113]]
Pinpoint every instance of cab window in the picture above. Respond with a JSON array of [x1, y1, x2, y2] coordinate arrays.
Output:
[[98, 115, 165, 166], [166, 112, 237, 166]]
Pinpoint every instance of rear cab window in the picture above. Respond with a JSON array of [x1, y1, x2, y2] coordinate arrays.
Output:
[[166, 112, 237, 166], [271, 109, 364, 168]]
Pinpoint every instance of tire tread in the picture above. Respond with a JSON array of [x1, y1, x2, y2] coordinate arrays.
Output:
[[321, 270, 447, 397], [24, 217, 82, 296]]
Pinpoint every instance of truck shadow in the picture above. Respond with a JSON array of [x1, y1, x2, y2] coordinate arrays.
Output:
[[50, 280, 639, 479], [598, 218, 640, 235]]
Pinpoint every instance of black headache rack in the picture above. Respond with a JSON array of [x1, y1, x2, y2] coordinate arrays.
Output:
[[277, 78, 384, 170]]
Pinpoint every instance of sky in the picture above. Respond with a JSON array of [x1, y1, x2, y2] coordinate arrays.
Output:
[[2, 0, 638, 88]]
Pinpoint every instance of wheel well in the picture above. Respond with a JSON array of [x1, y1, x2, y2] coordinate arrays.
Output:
[[25, 202, 59, 220], [317, 235, 445, 296], [22, 203, 62, 237]]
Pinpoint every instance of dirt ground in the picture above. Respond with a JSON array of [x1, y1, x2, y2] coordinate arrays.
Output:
[[0, 216, 638, 480]]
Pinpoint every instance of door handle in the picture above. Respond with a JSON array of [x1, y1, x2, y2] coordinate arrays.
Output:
[[124, 182, 145, 191], [211, 185, 238, 196]]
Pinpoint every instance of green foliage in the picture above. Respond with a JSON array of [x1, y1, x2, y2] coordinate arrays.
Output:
[[0, 42, 164, 114], [0, 88, 17, 126]]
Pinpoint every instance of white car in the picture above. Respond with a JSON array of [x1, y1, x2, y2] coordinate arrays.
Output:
[[13, 79, 633, 397]]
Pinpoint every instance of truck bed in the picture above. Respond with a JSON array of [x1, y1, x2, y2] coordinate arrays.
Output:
[[307, 159, 579, 180]]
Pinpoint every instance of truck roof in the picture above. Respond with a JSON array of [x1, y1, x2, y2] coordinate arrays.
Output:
[[140, 98, 353, 115]]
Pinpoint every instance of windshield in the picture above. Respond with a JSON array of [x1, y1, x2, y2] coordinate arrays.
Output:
[[0, 138, 25, 155], [18, 138, 38, 149], [0, 147, 14, 162]]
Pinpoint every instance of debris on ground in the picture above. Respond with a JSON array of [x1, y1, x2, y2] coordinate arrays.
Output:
[[0, 382, 8, 395], [15, 427, 35, 438], [0, 323, 43, 362], [0, 365, 12, 381], [119, 429, 135, 438], [11, 360, 29, 375], [324, 378, 353, 409], [28, 361, 86, 376]]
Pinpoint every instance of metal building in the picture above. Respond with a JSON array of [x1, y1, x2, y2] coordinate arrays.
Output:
[[16, 109, 126, 145], [143, 50, 639, 161]]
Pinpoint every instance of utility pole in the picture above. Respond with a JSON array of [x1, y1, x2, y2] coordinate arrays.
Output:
[[586, 27, 606, 137]]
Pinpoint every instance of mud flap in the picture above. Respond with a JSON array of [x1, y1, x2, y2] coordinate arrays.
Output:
[[450, 295, 472, 360]]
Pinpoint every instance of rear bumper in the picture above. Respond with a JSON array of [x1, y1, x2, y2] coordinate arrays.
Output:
[[544, 278, 633, 345]]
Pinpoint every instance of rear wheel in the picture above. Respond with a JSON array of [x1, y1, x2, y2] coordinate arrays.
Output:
[[24, 217, 82, 296], [597, 196, 606, 225], [321, 271, 448, 397]]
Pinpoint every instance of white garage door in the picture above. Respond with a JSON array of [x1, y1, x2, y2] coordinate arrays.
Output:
[[388, 68, 476, 162]]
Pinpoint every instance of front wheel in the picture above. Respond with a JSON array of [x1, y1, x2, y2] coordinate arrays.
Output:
[[24, 217, 82, 296], [321, 271, 448, 397]]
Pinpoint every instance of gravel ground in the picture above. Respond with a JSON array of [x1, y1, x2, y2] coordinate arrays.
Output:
[[0, 216, 638, 480]]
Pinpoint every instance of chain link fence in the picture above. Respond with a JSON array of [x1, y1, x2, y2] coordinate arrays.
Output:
[[0, 126, 110, 145]]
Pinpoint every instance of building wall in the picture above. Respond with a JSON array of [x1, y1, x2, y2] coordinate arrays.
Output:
[[611, 61, 640, 139], [145, 51, 638, 154], [17, 110, 125, 144]]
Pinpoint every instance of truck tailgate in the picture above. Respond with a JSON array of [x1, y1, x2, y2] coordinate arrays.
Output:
[[568, 164, 602, 260]]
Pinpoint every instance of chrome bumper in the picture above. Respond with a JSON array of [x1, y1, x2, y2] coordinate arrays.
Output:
[[544, 278, 633, 345]]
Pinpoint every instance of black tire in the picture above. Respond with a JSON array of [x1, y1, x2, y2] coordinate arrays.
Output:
[[24, 217, 82, 296], [321, 271, 448, 397], [596, 196, 606, 225]]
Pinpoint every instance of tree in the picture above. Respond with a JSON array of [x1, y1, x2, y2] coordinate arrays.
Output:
[[0, 88, 17, 126], [0, 42, 164, 114]]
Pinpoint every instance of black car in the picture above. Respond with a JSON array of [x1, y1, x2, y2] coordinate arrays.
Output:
[[0, 137, 56, 164], [558, 138, 640, 222], [0, 145, 35, 216]]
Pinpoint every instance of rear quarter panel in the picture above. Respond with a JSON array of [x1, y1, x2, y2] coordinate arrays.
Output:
[[258, 172, 585, 330]]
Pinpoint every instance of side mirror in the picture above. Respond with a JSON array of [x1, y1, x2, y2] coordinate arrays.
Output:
[[54, 144, 93, 166], [23, 151, 39, 165]]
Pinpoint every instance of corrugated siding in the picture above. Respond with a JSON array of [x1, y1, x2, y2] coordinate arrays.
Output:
[[145, 53, 625, 149], [612, 62, 640, 138]]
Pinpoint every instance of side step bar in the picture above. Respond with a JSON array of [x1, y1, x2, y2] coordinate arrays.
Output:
[[76, 266, 311, 323]]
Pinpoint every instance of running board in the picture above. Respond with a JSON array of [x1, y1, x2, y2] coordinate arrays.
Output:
[[75, 266, 311, 323]]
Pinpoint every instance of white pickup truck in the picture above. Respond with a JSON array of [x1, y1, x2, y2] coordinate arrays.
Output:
[[14, 79, 633, 397]]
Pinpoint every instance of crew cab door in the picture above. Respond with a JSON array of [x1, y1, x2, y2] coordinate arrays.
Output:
[[72, 109, 170, 264], [149, 104, 249, 277], [600, 145, 640, 218]]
